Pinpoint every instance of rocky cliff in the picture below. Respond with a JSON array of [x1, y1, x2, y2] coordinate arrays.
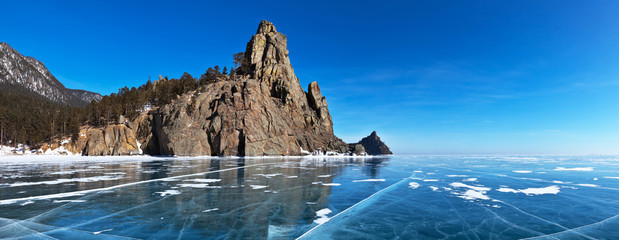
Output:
[[357, 131, 392, 155], [0, 42, 102, 107], [142, 20, 347, 156], [75, 20, 349, 156], [69, 125, 141, 156]]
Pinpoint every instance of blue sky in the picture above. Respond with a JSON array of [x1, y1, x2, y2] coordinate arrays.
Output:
[[3, 1, 619, 154]]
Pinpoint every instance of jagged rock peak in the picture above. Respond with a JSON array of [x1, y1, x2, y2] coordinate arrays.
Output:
[[358, 131, 393, 155], [256, 20, 277, 34]]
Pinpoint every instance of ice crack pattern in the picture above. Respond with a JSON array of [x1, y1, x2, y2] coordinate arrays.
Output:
[[0, 155, 618, 239]]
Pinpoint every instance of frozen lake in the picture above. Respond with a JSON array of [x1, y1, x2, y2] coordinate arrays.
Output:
[[0, 155, 618, 239]]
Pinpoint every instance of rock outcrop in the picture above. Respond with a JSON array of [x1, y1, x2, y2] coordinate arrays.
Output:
[[77, 125, 141, 156], [138, 20, 347, 156], [357, 131, 392, 155], [348, 143, 366, 155]]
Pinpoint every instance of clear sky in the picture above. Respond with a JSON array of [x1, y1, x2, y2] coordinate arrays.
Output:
[[3, 1, 619, 154]]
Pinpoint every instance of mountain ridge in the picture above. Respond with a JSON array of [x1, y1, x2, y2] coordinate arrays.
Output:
[[0, 42, 102, 107]]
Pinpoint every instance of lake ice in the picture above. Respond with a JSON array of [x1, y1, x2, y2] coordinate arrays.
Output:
[[0, 155, 618, 239]]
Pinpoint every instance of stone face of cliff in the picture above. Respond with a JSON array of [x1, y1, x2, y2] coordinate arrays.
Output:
[[139, 20, 347, 156], [73, 125, 141, 156], [358, 131, 392, 155]]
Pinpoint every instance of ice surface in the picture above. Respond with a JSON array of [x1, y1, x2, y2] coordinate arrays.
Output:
[[352, 179, 385, 182], [1, 155, 618, 239]]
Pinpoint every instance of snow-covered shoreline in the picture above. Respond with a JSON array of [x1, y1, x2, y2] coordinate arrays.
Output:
[[0, 153, 388, 164]]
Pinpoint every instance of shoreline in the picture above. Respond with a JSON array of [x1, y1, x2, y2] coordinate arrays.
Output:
[[0, 154, 390, 164]]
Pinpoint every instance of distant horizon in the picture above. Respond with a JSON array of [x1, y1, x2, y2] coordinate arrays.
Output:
[[4, 1, 619, 155]]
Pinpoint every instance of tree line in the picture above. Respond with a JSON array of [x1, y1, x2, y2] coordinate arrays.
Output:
[[0, 53, 247, 148]]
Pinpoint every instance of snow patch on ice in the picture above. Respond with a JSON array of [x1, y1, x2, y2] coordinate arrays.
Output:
[[93, 229, 114, 235], [513, 170, 532, 173], [178, 184, 220, 188], [496, 186, 560, 195], [322, 183, 340, 186], [422, 179, 439, 182], [449, 182, 491, 201], [53, 199, 87, 203], [202, 208, 219, 213], [576, 183, 599, 187], [314, 208, 332, 224], [250, 185, 268, 190], [156, 190, 181, 197], [186, 178, 221, 183], [459, 190, 490, 200], [408, 182, 420, 189], [555, 167, 594, 171], [9, 175, 123, 187], [449, 182, 490, 192], [462, 178, 477, 182], [497, 187, 519, 193]]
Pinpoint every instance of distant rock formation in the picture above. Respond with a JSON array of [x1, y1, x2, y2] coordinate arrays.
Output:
[[357, 131, 392, 155], [348, 143, 366, 155], [0, 42, 102, 107]]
